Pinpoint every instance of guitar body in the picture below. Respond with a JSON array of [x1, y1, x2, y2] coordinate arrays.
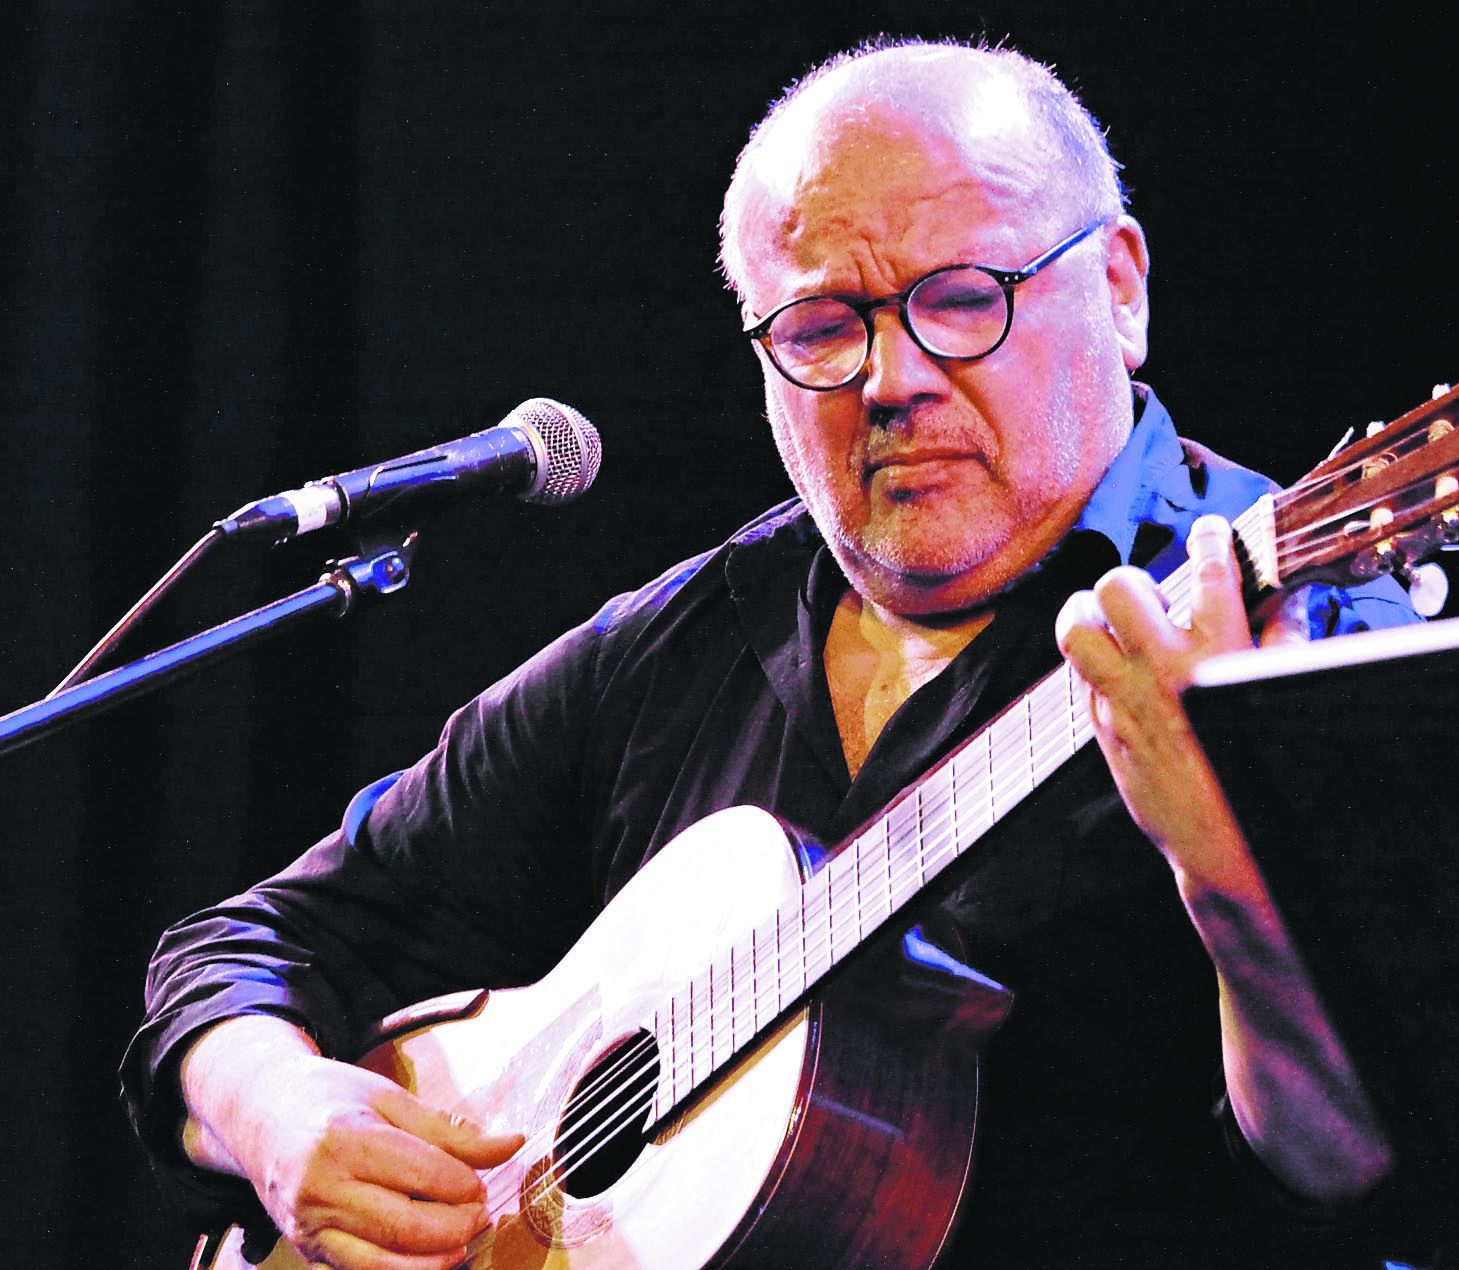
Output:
[[203, 805, 1012, 1269]]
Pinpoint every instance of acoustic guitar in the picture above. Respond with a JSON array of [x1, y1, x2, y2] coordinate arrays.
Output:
[[197, 385, 1459, 1269]]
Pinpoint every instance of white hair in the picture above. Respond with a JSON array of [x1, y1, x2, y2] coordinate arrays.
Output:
[[718, 37, 1127, 299]]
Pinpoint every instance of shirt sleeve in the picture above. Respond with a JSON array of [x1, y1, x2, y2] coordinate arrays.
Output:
[[1301, 574, 1423, 638], [118, 606, 615, 1224]]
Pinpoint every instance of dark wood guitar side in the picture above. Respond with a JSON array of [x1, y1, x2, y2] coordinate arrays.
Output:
[[705, 914, 1013, 1269]]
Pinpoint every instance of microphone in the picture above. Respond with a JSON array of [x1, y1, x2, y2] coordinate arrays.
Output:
[[215, 398, 601, 542]]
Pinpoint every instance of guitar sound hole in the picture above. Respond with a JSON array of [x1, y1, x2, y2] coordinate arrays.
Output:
[[554, 1029, 660, 1199]]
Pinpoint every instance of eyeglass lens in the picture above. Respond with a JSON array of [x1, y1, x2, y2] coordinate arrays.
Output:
[[765, 266, 1010, 389]]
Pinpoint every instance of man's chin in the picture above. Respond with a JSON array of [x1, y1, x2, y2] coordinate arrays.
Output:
[[838, 534, 1019, 618]]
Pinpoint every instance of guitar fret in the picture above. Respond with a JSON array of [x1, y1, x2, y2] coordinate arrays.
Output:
[[687, 973, 699, 1091], [763, 925, 776, 1017], [947, 761, 962, 873], [794, 885, 808, 998], [988, 699, 1035, 816], [750, 925, 763, 1036], [920, 768, 955, 876], [737, 937, 755, 1049], [855, 827, 888, 932], [914, 785, 927, 887], [662, 998, 676, 1111], [682, 981, 694, 1100], [988, 728, 1005, 816], [950, 734, 993, 845], [880, 816, 895, 908], [654, 1005, 666, 1115], [728, 944, 742, 1051], [889, 822, 917, 909], [804, 871, 829, 981], [706, 957, 720, 1071], [1029, 683, 1074, 780], [720, 952, 735, 1068], [821, 858, 838, 968], [775, 906, 787, 1015], [836, 850, 858, 955], [702, 961, 717, 1073]]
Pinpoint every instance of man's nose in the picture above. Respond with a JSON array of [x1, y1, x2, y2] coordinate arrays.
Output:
[[862, 308, 944, 415]]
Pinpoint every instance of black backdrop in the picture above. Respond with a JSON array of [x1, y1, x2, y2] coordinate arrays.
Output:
[[2, 2, 1455, 1264]]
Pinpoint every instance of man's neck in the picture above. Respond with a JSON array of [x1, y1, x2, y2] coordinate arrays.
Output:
[[823, 589, 994, 779]]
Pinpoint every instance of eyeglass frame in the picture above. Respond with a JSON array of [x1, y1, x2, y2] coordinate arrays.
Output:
[[743, 217, 1112, 392]]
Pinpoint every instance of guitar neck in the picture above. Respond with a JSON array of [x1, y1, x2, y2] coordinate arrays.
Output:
[[650, 497, 1277, 1122]]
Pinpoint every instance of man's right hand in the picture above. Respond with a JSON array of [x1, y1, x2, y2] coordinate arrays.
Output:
[[181, 1015, 523, 1270]]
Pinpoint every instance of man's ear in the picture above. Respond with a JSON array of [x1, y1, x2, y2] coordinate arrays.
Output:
[[1107, 215, 1150, 372]]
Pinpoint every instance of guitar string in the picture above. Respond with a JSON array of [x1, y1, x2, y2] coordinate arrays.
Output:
[[1275, 409, 1454, 503], [489, 687, 1098, 1221], [1273, 490, 1458, 575], [613, 543, 1204, 1084], [475, 1037, 659, 1222], [502, 1062, 662, 1218], [1271, 441, 1459, 570], [490, 561, 1204, 1214], [784, 568, 1186, 946], [474, 1028, 662, 1202], [489, 707, 1129, 1216], [1275, 471, 1458, 548], [480, 661, 1115, 1217], [479, 533, 1292, 1221], [1157, 492, 1448, 585], [470, 784, 1014, 1215], [477, 709, 1072, 1217], [510, 752, 1028, 1207], [484, 691, 1225, 1226]]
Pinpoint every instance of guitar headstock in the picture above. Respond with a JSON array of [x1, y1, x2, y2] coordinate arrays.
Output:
[[1273, 383, 1459, 590]]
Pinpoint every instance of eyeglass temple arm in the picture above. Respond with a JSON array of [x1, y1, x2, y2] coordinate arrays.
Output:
[[1013, 217, 1111, 281]]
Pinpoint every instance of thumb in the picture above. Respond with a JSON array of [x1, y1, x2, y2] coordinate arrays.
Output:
[[376, 1083, 524, 1168]]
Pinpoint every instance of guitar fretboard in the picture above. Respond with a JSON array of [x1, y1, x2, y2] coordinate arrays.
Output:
[[651, 497, 1274, 1121]]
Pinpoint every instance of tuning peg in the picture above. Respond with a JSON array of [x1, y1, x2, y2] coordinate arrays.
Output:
[[1366, 420, 1386, 437], [1433, 383, 1453, 399], [1436, 474, 1459, 544], [1409, 561, 1450, 617]]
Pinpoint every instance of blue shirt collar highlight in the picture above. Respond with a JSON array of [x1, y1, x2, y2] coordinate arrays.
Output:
[[1072, 383, 1186, 564]]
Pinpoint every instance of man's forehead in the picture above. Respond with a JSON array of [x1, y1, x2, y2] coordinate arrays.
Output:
[[751, 68, 1047, 204], [736, 94, 1054, 297], [742, 76, 1056, 238]]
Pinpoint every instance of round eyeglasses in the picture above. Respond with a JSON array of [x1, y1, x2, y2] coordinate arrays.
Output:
[[743, 219, 1110, 392]]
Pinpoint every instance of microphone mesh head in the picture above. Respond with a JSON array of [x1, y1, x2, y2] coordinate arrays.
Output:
[[511, 398, 603, 505]]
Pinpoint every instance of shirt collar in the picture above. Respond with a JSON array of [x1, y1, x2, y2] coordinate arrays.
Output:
[[1071, 382, 1187, 564]]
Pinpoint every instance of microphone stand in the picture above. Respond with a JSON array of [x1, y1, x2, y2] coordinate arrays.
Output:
[[0, 541, 414, 759]]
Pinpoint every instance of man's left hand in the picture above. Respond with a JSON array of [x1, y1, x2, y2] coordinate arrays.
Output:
[[1054, 513, 1392, 1201], [1053, 513, 1270, 896]]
